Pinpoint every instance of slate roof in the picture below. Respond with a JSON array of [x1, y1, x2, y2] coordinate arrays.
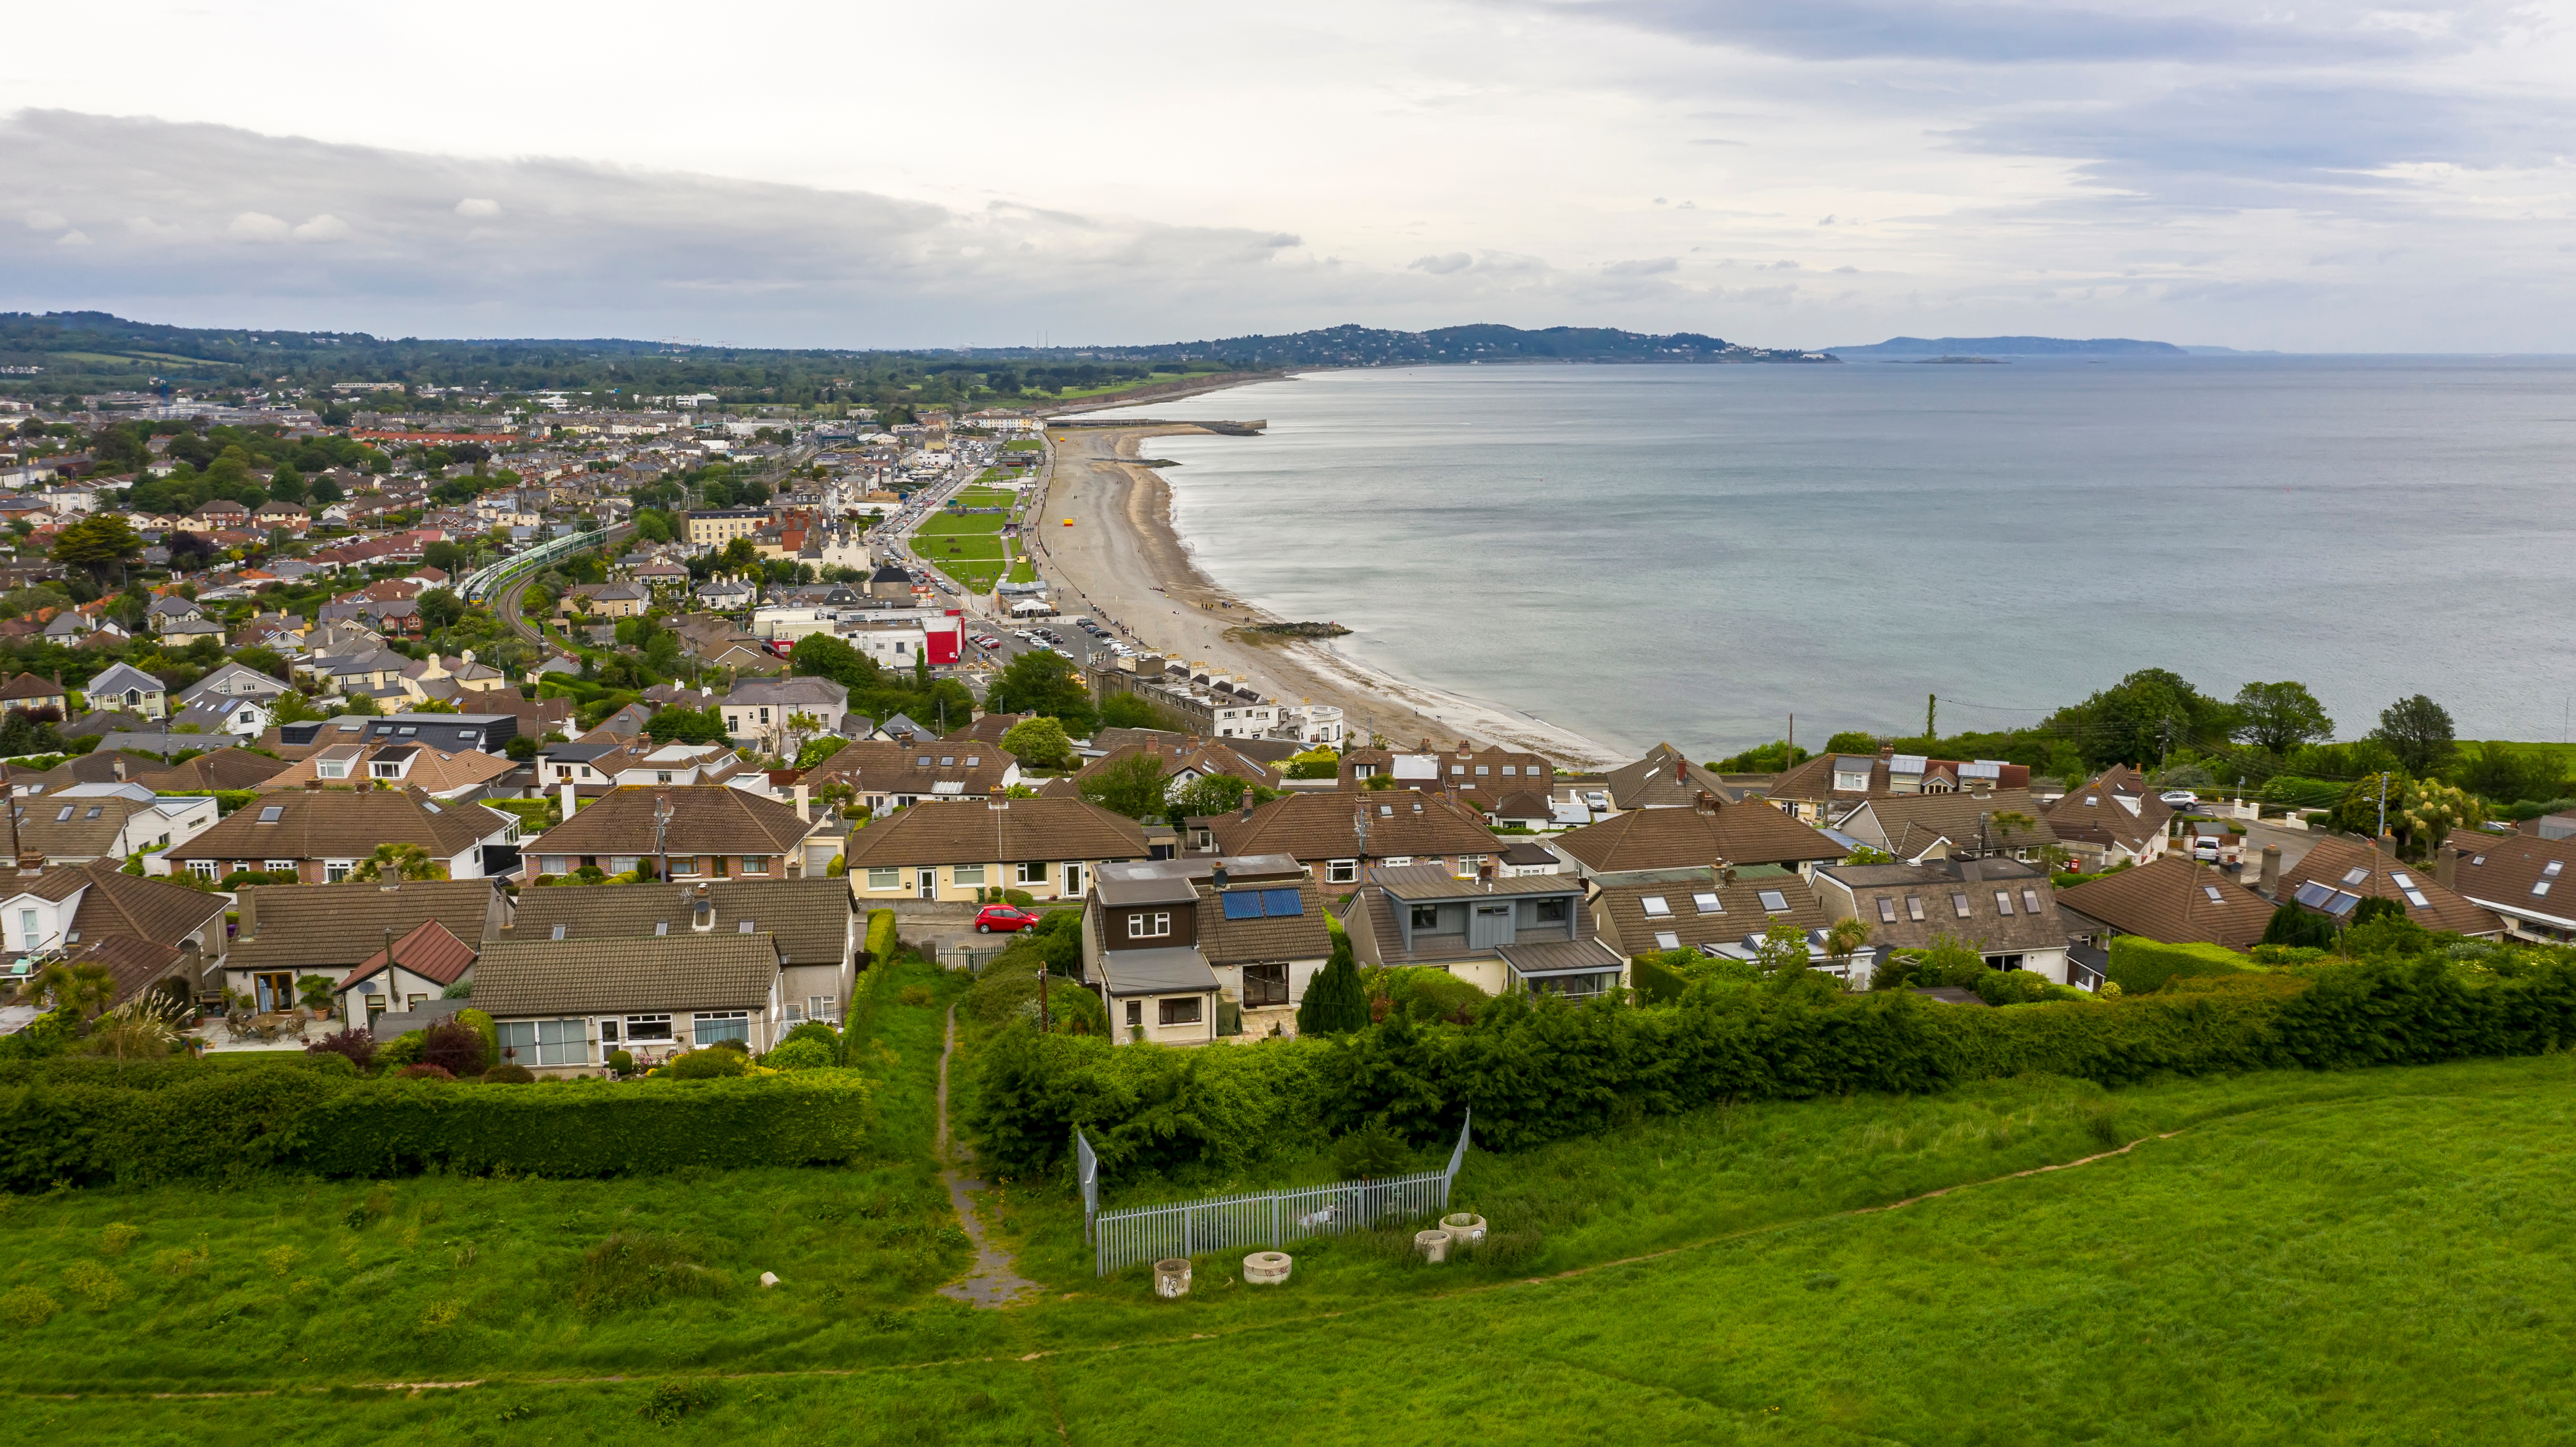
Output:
[[1091, 726, 1302, 764], [1080, 737, 1284, 789], [2446, 832, 2576, 933], [1211, 789, 1498, 865], [1838, 788, 2062, 857], [528, 785, 818, 858], [1092, 945, 1222, 998], [166, 787, 509, 866], [802, 738, 1015, 800], [2276, 834, 2502, 937], [1601, 742, 1758, 809], [1338, 865, 1594, 968], [2054, 855, 2276, 951], [11, 750, 182, 793], [505, 877, 850, 969], [1591, 867, 1830, 957], [472, 934, 780, 1017], [1552, 800, 1844, 873], [842, 797, 1147, 868], [1815, 857, 2070, 956], [228, 878, 510, 974]]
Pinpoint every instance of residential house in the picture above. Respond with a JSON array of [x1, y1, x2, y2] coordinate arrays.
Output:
[[844, 796, 1146, 904], [522, 784, 833, 881], [1341, 740, 1554, 821], [471, 934, 785, 1074], [685, 508, 769, 546], [357, 713, 522, 754], [1765, 747, 2036, 826], [220, 877, 511, 1014], [2042, 766, 2174, 871], [82, 662, 168, 720], [1077, 737, 1284, 795], [261, 740, 520, 799], [1208, 789, 1501, 891], [1812, 857, 2077, 985], [0, 860, 231, 1004], [505, 876, 855, 1028], [2055, 855, 2277, 954], [669, 611, 770, 670], [1084, 855, 1331, 1043], [1551, 795, 1846, 880], [334, 918, 479, 1029], [145, 594, 208, 635], [1835, 788, 2064, 866], [2441, 831, 2576, 943], [558, 582, 649, 619], [2268, 834, 2503, 938], [0, 672, 67, 715], [801, 738, 1020, 812], [157, 787, 519, 884], [1584, 743, 1761, 816], [253, 500, 312, 534], [174, 662, 293, 737], [1338, 862, 1617, 998], [695, 577, 757, 611], [10, 782, 220, 864], [136, 746, 295, 793], [716, 676, 851, 753], [944, 712, 1025, 747], [399, 653, 511, 707], [1587, 864, 1831, 962]]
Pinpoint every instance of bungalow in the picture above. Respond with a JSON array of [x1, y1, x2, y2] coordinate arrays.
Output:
[[333, 918, 479, 1029], [2442, 832, 2576, 944], [82, 662, 169, 720], [843, 796, 1146, 904], [1587, 864, 1832, 962], [522, 784, 834, 882], [505, 876, 855, 1028], [1551, 795, 1846, 881], [0, 672, 67, 715], [472, 934, 785, 1074], [2055, 855, 2277, 954], [801, 738, 1020, 812], [1764, 747, 2035, 826], [2042, 765, 2174, 871], [262, 740, 520, 800], [1812, 857, 2076, 986], [1083, 855, 1332, 1044], [1338, 863, 1615, 999], [1831, 788, 2063, 865], [1209, 789, 1502, 890], [157, 786, 519, 884], [11, 782, 220, 865], [0, 859, 230, 1000], [221, 877, 511, 1015], [2268, 834, 2503, 939]]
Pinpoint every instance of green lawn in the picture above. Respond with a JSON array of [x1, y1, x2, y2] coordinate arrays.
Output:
[[16, 1051, 2576, 1442], [915, 499, 1021, 591]]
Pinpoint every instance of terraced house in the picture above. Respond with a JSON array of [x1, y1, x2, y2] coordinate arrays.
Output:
[[156, 787, 520, 884], [844, 796, 1146, 904], [523, 785, 837, 881]]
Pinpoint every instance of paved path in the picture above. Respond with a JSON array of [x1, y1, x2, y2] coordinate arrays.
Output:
[[933, 1003, 1038, 1308]]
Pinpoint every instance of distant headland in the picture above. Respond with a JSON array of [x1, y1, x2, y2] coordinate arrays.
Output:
[[1826, 336, 2189, 358]]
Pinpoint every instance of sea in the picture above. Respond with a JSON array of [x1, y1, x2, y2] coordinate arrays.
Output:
[[1084, 357, 2576, 760]]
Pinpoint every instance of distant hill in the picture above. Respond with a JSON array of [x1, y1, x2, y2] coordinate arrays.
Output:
[[1826, 336, 2188, 358], [1103, 323, 1833, 367]]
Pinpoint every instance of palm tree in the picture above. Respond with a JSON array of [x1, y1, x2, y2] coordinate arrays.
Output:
[[1824, 916, 1874, 961], [10, 961, 118, 1020], [354, 843, 446, 882]]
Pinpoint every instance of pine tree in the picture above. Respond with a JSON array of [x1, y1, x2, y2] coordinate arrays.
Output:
[[1298, 929, 1371, 1035]]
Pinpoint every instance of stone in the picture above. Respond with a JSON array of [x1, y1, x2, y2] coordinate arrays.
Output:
[[1242, 1251, 1293, 1285], [1154, 1258, 1192, 1299], [760, 1271, 780, 1289], [1414, 1228, 1453, 1263], [1440, 1213, 1487, 1246]]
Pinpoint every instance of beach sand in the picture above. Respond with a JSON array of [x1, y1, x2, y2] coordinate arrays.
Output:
[[1024, 424, 1624, 768]]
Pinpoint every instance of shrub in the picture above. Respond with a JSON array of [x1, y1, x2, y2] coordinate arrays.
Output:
[[482, 1063, 536, 1084], [781, 1020, 840, 1049], [763, 1037, 834, 1070], [97, 1223, 140, 1256], [0, 1285, 58, 1327], [398, 1063, 456, 1082], [305, 1028, 377, 1073], [900, 986, 933, 1007], [455, 1008, 498, 1060], [1297, 932, 1369, 1035], [419, 1021, 487, 1077], [61, 1259, 127, 1308], [578, 1233, 730, 1316], [1003, 889, 1034, 909], [1332, 1118, 1411, 1178], [1382, 966, 1487, 1024], [376, 1030, 426, 1070], [664, 1049, 749, 1080], [605, 1050, 636, 1078], [2107, 937, 2256, 995], [638, 1380, 720, 1425]]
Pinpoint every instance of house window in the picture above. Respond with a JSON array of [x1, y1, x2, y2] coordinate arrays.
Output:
[[1016, 860, 1048, 885], [867, 867, 899, 890], [741, 856, 770, 875], [669, 856, 700, 876], [1994, 891, 2015, 916], [1327, 859, 1357, 885], [1534, 898, 1568, 924], [808, 995, 839, 1022], [1906, 896, 1925, 921], [265, 860, 297, 874], [1410, 904, 1440, 930], [1158, 996, 1203, 1027], [1126, 912, 1172, 939], [1876, 897, 1897, 924], [187, 860, 217, 880], [1124, 1000, 1143, 1028], [2022, 889, 2041, 913], [496, 1018, 589, 1068], [1241, 963, 1289, 1008], [693, 1012, 750, 1047], [317, 760, 347, 779], [953, 864, 987, 887], [1653, 930, 1682, 951], [1951, 893, 1973, 919], [655, 771, 674, 784], [1758, 890, 1790, 913], [371, 762, 404, 779], [1641, 895, 1672, 918], [1692, 892, 1724, 915]]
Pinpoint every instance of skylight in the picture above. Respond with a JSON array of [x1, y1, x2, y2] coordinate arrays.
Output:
[[738, 920, 756, 933], [1950, 892, 1972, 918], [1641, 895, 1672, 918], [1876, 897, 1897, 923], [256, 805, 283, 823], [1653, 931, 1681, 951], [1691, 891, 1723, 914], [2204, 886, 2224, 904], [2547, 861, 2565, 878], [53, 806, 70, 822], [1759, 889, 1790, 913], [2342, 867, 2370, 886], [550, 923, 567, 940], [2022, 889, 2041, 913]]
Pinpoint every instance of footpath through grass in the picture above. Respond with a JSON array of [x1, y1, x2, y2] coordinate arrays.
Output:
[[13, 1041, 2576, 1441]]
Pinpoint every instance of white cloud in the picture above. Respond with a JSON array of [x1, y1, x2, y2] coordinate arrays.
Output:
[[455, 197, 500, 216], [1410, 251, 1474, 274], [292, 213, 350, 241], [1602, 256, 1677, 276], [228, 210, 291, 241], [24, 209, 66, 230], [55, 229, 88, 247]]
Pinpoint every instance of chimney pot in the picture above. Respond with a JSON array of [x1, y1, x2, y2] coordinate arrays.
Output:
[[2436, 841, 2459, 890]]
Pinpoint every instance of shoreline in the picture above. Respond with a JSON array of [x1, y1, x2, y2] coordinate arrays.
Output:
[[1025, 410, 1627, 769]]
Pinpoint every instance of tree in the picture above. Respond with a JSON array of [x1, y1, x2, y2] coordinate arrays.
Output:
[[1081, 753, 1172, 819], [1097, 692, 1177, 732], [985, 650, 1095, 731], [2452, 741, 2568, 806], [1822, 916, 1873, 962], [353, 843, 446, 881], [10, 961, 116, 1019], [794, 734, 847, 770], [2046, 668, 2231, 769], [646, 706, 729, 745], [999, 716, 1073, 770], [789, 633, 882, 691], [2261, 901, 2337, 949], [2371, 694, 2456, 776], [2231, 681, 2334, 758], [1823, 730, 1879, 755], [1750, 922, 1811, 975], [266, 463, 307, 505], [418, 588, 467, 631], [1167, 772, 1280, 820], [49, 514, 144, 584], [2332, 772, 2484, 855], [1296, 931, 1370, 1035], [720, 537, 760, 573]]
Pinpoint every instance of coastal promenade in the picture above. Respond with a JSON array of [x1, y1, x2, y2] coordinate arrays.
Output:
[[1024, 423, 1623, 767]]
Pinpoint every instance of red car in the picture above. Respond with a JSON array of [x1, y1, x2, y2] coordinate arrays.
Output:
[[974, 904, 1038, 934]]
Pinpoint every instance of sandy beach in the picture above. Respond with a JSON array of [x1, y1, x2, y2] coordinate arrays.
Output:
[[1022, 422, 1626, 769]]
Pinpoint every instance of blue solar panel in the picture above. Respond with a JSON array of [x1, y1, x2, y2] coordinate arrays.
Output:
[[1261, 888, 1304, 917], [1221, 892, 1263, 920]]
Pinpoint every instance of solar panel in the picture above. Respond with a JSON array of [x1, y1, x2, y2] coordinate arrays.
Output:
[[1221, 892, 1263, 920], [1260, 888, 1303, 917], [2293, 881, 2335, 909]]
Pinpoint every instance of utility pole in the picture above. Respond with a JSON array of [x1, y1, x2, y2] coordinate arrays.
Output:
[[1786, 713, 1794, 762], [2377, 772, 2389, 845], [1924, 693, 1936, 741]]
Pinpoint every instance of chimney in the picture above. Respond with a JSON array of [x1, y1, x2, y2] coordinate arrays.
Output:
[[1675, 759, 1688, 786], [2377, 833, 2397, 858], [1695, 790, 1717, 815], [1238, 794, 1255, 821], [1477, 859, 1495, 887], [113, 757, 126, 781], [561, 781, 576, 817], [2258, 844, 2280, 897], [793, 782, 810, 822], [692, 882, 714, 930], [305, 777, 322, 791], [2436, 841, 2458, 890]]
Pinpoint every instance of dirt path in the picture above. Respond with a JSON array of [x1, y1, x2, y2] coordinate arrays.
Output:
[[933, 1003, 1038, 1308]]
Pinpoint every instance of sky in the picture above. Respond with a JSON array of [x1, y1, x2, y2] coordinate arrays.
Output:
[[2, 0, 2573, 351]]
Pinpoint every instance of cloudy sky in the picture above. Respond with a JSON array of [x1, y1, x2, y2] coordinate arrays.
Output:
[[3, 0, 2572, 350]]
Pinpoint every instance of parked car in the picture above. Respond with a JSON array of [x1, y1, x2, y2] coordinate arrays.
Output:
[[2159, 789, 2199, 807], [974, 904, 1038, 934]]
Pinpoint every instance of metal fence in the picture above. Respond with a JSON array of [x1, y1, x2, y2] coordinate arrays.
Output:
[[1080, 1114, 1470, 1277]]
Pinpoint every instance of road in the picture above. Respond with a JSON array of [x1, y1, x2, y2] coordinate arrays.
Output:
[[865, 441, 1095, 688]]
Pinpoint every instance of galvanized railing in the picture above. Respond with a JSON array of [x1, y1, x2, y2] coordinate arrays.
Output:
[[1079, 1114, 1470, 1277]]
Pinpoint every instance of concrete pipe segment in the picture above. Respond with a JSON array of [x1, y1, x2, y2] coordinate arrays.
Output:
[[1154, 1258, 1193, 1299], [1242, 1251, 1294, 1285], [1414, 1228, 1454, 1263], [1440, 1213, 1488, 1246]]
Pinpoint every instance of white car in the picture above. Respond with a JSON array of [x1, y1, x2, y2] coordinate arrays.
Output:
[[2158, 789, 2199, 807]]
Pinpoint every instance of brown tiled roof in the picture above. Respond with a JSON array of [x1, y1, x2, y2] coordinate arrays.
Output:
[[802, 739, 1015, 800], [1592, 869, 1829, 957], [1211, 789, 1498, 864], [1553, 800, 1843, 873], [529, 785, 817, 858], [2447, 832, 2576, 933], [62, 934, 189, 1004], [13, 794, 159, 859], [1092, 727, 1302, 764], [1081, 738, 1284, 789], [338, 918, 479, 989], [2054, 856, 2275, 950], [0, 672, 65, 702], [1597, 743, 1752, 809], [1839, 789, 2062, 855], [14, 751, 181, 793], [166, 786, 508, 866], [1816, 857, 2070, 955], [506, 877, 850, 969], [57, 859, 228, 948], [133, 747, 294, 791], [2044, 766, 2171, 854], [943, 712, 1025, 745], [2278, 834, 2502, 937], [1769, 749, 2035, 806], [258, 742, 515, 796], [842, 797, 1146, 869], [472, 934, 779, 1018], [229, 878, 510, 974]]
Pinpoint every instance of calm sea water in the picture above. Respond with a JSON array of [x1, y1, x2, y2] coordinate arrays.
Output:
[[1088, 359, 2576, 758]]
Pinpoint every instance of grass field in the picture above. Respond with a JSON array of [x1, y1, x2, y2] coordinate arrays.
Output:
[[14, 1038, 2576, 1443], [914, 489, 1024, 591]]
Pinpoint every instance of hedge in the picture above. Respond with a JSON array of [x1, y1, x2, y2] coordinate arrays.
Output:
[[2107, 937, 2256, 995], [0, 1069, 876, 1191], [971, 953, 2576, 1181]]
